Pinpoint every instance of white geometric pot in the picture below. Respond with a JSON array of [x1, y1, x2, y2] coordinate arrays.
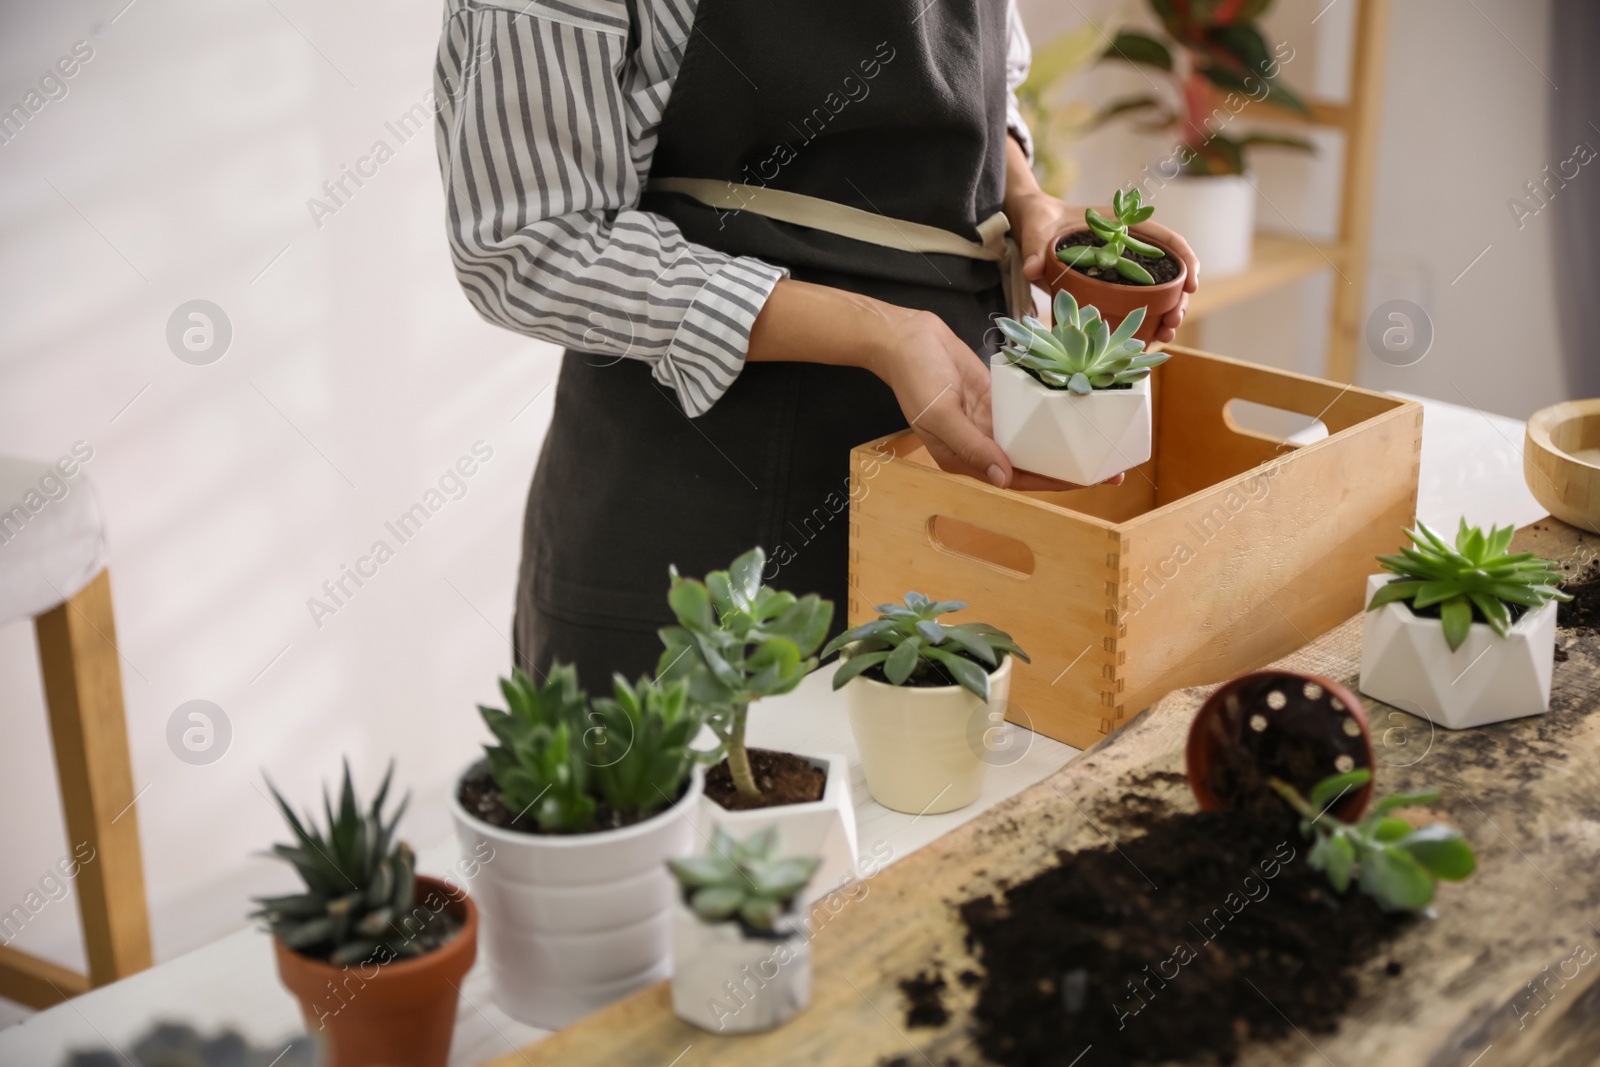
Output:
[[1148, 173, 1256, 278], [670, 900, 811, 1033], [989, 359, 1153, 486], [1358, 574, 1557, 730], [697, 752, 857, 906], [449, 759, 703, 1029], [843, 653, 1013, 815]]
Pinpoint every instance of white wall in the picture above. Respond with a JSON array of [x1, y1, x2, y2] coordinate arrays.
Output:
[[1020, 0, 1569, 418], [0, 0, 558, 1027]]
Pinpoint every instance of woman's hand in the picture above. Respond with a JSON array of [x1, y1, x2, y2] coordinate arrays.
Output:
[[1007, 190, 1199, 344]]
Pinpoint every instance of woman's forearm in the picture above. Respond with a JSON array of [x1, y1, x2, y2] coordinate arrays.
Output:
[[745, 278, 907, 380]]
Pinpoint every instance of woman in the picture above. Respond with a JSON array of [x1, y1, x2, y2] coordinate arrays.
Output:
[[434, 0, 1198, 686]]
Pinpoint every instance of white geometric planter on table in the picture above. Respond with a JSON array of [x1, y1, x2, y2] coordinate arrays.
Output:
[[697, 752, 857, 906], [449, 759, 703, 1029], [989, 358, 1152, 486], [671, 900, 812, 1033], [1358, 574, 1557, 730], [843, 653, 1013, 816]]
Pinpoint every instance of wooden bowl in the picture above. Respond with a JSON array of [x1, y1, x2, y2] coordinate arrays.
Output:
[[1525, 399, 1600, 534]]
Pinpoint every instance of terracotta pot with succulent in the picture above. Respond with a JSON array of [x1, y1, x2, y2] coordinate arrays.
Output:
[[1360, 520, 1571, 729], [1045, 188, 1187, 341], [256, 761, 476, 1067], [450, 666, 707, 1028], [991, 289, 1171, 485], [657, 546, 857, 899], [668, 827, 820, 1034], [1095, 0, 1316, 277], [823, 593, 1028, 815]]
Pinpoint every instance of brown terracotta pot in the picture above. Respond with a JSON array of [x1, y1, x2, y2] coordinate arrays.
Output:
[[1185, 670, 1375, 823], [273, 875, 478, 1067], [1043, 225, 1187, 343]]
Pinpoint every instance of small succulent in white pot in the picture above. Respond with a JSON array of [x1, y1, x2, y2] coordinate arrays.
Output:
[[1359, 520, 1571, 729], [668, 826, 819, 1033], [990, 290, 1170, 485], [823, 593, 1029, 815]]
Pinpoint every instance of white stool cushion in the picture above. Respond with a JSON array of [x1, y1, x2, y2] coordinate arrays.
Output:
[[0, 453, 109, 628]]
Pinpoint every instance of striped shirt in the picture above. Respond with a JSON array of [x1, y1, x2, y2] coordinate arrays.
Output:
[[433, 0, 1034, 417]]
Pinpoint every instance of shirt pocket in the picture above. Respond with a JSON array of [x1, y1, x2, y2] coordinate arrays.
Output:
[[465, 0, 628, 37]]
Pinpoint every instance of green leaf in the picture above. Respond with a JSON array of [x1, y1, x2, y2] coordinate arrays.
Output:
[[740, 895, 783, 929], [1115, 257, 1155, 284], [1310, 833, 1355, 892], [668, 578, 714, 633], [925, 646, 991, 701], [690, 886, 744, 921], [1068, 372, 1093, 395], [1439, 597, 1474, 652], [1058, 245, 1098, 266], [941, 626, 997, 667], [1121, 234, 1166, 258], [1360, 846, 1437, 911], [1371, 790, 1442, 817], [1307, 769, 1370, 813], [1104, 31, 1174, 70], [1106, 306, 1147, 351], [884, 637, 923, 685], [1374, 817, 1412, 842], [669, 854, 738, 888], [1396, 825, 1476, 881], [1052, 288, 1080, 329]]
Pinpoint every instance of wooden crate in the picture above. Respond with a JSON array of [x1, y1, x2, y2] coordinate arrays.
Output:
[[847, 345, 1422, 749]]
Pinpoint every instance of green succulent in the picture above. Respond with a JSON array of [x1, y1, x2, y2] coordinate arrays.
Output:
[[1056, 187, 1166, 283], [821, 592, 1029, 701], [1273, 770, 1476, 913], [478, 664, 596, 833], [657, 547, 833, 799], [588, 673, 705, 818], [254, 759, 434, 966], [997, 289, 1170, 396], [668, 826, 820, 929], [1366, 520, 1571, 651]]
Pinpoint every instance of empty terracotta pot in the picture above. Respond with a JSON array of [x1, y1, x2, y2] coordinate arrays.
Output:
[[1186, 670, 1375, 823], [1043, 226, 1188, 343], [273, 876, 478, 1067]]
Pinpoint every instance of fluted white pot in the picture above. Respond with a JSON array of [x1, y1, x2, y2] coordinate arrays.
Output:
[[698, 752, 857, 906], [449, 759, 703, 1028], [1149, 173, 1256, 278], [671, 901, 811, 1033], [990, 360, 1152, 485], [1358, 574, 1558, 730], [843, 653, 1013, 815]]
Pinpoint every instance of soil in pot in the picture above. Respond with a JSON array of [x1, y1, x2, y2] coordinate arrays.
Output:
[[1556, 558, 1600, 632], [952, 807, 1410, 1067], [456, 764, 689, 833], [704, 747, 826, 811], [1057, 230, 1182, 287]]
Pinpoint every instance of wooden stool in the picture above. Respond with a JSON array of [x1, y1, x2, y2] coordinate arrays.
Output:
[[0, 455, 152, 1008]]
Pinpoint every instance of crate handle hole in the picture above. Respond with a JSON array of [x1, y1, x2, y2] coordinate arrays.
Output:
[[1225, 399, 1329, 447], [926, 516, 1035, 578]]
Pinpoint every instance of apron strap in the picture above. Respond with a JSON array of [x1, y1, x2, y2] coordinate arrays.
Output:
[[649, 177, 1035, 320]]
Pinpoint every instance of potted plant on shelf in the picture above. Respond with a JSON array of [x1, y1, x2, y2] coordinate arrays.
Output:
[[822, 593, 1029, 815], [657, 546, 857, 898], [1359, 520, 1570, 729], [255, 760, 476, 1067], [990, 289, 1171, 485], [1094, 0, 1315, 277], [668, 827, 820, 1033], [450, 666, 707, 1028], [1046, 188, 1188, 342]]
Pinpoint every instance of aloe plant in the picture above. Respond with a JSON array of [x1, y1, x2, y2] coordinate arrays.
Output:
[[1366, 520, 1571, 651], [668, 826, 819, 929], [253, 760, 438, 966], [1273, 770, 1476, 913], [997, 289, 1170, 396], [822, 592, 1028, 701], [657, 547, 833, 799], [1056, 188, 1167, 283]]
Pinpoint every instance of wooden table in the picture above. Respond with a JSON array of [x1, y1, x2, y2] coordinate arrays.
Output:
[[491, 519, 1600, 1067]]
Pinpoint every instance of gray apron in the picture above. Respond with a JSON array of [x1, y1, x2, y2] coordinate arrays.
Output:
[[513, 0, 1012, 685]]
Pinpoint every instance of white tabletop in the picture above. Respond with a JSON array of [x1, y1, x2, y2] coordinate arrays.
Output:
[[0, 392, 1547, 1066]]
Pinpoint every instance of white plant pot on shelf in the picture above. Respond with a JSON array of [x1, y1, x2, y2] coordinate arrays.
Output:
[[843, 653, 1013, 815], [449, 759, 703, 1029], [698, 752, 857, 905], [1148, 173, 1256, 278], [1358, 574, 1557, 730], [990, 359, 1152, 486], [671, 900, 812, 1033]]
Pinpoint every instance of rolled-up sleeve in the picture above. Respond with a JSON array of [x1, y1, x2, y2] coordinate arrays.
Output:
[[1004, 0, 1035, 161], [433, 0, 786, 417]]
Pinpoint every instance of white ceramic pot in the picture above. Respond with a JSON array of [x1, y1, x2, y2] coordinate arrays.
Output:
[[1148, 173, 1256, 278], [843, 653, 1013, 815], [990, 359, 1153, 485], [1358, 574, 1558, 730], [670, 900, 811, 1033], [698, 752, 857, 906], [449, 759, 703, 1029]]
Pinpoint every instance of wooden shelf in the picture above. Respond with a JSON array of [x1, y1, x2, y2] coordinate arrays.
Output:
[[1185, 234, 1346, 320]]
